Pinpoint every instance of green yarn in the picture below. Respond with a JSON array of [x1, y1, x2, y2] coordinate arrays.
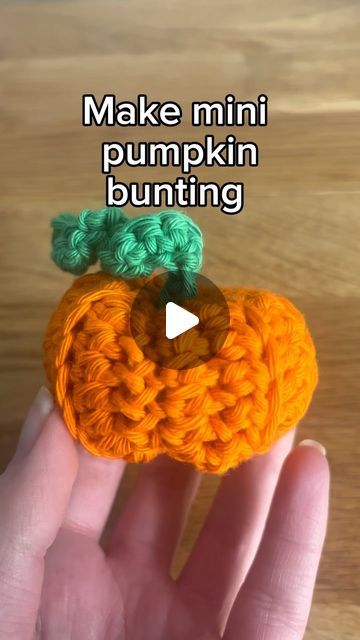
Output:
[[51, 208, 203, 298], [158, 270, 199, 306]]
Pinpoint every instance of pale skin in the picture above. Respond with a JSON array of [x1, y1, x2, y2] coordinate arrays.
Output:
[[0, 387, 329, 639]]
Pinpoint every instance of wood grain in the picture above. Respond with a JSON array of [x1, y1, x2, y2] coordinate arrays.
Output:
[[0, 0, 359, 637]]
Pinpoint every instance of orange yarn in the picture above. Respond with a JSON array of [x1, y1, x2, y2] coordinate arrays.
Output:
[[43, 272, 318, 474]]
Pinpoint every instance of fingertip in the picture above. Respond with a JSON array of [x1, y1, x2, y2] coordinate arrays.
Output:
[[33, 407, 79, 476], [298, 438, 327, 457], [291, 439, 330, 482], [0, 408, 79, 557], [15, 386, 54, 459], [275, 439, 330, 522]]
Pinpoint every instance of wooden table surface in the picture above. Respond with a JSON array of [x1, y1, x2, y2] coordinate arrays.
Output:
[[0, 1, 359, 637]]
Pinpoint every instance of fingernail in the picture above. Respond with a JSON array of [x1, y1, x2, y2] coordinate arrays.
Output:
[[33, 386, 54, 416], [298, 439, 327, 457], [14, 386, 54, 459]]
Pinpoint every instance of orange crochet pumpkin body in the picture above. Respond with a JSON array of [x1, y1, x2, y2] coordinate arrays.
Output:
[[43, 272, 318, 474]]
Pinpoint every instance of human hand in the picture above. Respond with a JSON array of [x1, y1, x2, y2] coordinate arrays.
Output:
[[0, 388, 329, 639]]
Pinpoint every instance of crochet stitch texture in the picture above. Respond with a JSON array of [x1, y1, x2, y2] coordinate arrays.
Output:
[[44, 270, 318, 474], [51, 207, 203, 278]]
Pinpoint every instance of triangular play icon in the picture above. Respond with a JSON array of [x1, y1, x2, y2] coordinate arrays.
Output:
[[165, 302, 199, 340]]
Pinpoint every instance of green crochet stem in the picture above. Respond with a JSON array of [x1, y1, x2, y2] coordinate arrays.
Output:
[[51, 207, 203, 301]]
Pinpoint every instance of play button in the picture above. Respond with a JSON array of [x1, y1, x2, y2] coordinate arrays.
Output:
[[130, 270, 230, 370], [166, 302, 199, 339]]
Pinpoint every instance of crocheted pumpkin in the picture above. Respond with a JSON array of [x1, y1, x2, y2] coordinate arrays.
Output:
[[43, 209, 318, 474]]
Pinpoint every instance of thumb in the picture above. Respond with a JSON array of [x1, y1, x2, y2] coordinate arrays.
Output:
[[0, 388, 78, 639]]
